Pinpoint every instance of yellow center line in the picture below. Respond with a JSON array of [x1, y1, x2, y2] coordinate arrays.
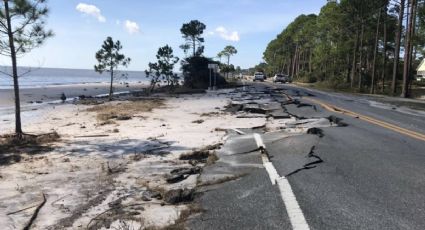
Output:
[[303, 97, 425, 142]]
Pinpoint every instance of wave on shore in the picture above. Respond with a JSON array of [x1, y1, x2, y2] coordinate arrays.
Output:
[[0, 66, 149, 89]]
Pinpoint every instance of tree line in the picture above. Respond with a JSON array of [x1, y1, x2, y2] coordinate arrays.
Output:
[[0, 0, 238, 137], [261, 0, 423, 98]]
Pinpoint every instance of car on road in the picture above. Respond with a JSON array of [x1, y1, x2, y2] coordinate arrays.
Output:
[[273, 74, 291, 83], [253, 72, 266, 82]]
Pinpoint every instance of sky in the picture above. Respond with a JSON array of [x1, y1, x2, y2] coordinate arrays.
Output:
[[0, 0, 327, 71]]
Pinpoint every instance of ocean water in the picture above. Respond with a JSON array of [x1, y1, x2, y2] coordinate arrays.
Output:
[[0, 66, 148, 89]]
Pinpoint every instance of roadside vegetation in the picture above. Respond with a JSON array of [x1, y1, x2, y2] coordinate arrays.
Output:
[[86, 99, 165, 123], [1, 0, 239, 139], [259, 0, 424, 98]]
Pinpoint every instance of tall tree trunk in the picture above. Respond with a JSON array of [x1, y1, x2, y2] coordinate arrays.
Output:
[[346, 54, 351, 83], [289, 54, 293, 76], [371, 9, 382, 94], [227, 56, 230, 78], [392, 0, 405, 95], [4, 0, 23, 135], [407, 0, 417, 96], [402, 0, 416, 98], [286, 59, 290, 75], [358, 23, 365, 90], [109, 67, 114, 101], [292, 45, 298, 77], [192, 38, 196, 56], [381, 8, 388, 93], [309, 49, 312, 73], [351, 27, 360, 88], [296, 50, 301, 75]]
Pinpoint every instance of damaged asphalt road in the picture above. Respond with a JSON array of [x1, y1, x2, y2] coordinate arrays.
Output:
[[189, 83, 425, 230]]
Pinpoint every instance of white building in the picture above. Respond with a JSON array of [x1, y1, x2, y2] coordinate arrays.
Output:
[[416, 59, 425, 81]]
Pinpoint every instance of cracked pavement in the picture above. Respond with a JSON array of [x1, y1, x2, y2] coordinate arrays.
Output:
[[189, 82, 425, 230]]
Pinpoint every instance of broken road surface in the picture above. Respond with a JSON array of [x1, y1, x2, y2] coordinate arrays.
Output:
[[189, 82, 425, 230]]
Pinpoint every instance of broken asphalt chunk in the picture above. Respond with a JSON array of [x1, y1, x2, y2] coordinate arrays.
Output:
[[164, 189, 195, 204]]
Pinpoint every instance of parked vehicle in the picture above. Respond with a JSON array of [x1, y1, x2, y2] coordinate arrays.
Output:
[[253, 72, 265, 82], [273, 74, 291, 83]]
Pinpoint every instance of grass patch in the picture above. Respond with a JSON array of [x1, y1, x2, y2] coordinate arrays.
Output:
[[0, 132, 60, 148], [87, 99, 165, 122], [0, 132, 60, 165]]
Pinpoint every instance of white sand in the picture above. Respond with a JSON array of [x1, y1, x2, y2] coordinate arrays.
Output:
[[0, 89, 266, 229]]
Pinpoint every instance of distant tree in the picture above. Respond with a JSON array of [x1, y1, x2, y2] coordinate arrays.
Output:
[[217, 52, 224, 62], [220, 64, 235, 77], [94, 37, 131, 101], [179, 43, 190, 57], [0, 0, 54, 137], [254, 62, 270, 75], [221, 46, 238, 66], [219, 45, 238, 77], [145, 45, 179, 92], [236, 66, 242, 74], [182, 56, 226, 89], [180, 20, 206, 56]]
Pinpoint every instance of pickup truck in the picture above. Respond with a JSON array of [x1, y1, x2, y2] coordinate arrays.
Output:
[[253, 72, 265, 82]]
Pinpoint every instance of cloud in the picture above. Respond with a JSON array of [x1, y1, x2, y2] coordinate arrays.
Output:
[[124, 20, 140, 34], [214, 26, 240, 42], [76, 3, 106, 22]]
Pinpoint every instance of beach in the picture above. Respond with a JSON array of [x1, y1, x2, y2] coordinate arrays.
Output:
[[0, 82, 146, 108], [0, 85, 268, 229]]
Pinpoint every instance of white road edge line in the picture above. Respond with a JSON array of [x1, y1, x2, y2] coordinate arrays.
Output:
[[232, 128, 246, 135], [277, 177, 310, 230], [264, 161, 280, 185], [253, 133, 265, 149], [254, 133, 310, 230]]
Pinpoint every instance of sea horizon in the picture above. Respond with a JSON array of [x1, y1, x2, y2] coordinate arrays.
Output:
[[0, 66, 150, 89]]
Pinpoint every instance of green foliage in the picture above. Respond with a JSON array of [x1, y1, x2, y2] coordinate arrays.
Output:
[[297, 71, 317, 83], [180, 20, 206, 57], [0, 0, 54, 56], [94, 37, 131, 100], [259, 0, 414, 94], [94, 37, 130, 73], [221, 46, 237, 62], [316, 75, 351, 90], [145, 45, 180, 92], [179, 43, 191, 57], [218, 45, 238, 77], [220, 64, 235, 75], [0, 0, 54, 135], [181, 56, 226, 89]]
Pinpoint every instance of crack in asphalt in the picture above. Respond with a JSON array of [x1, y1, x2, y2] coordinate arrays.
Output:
[[286, 146, 324, 177]]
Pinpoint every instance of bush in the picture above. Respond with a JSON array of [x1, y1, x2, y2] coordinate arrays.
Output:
[[316, 75, 350, 90], [182, 56, 227, 89], [297, 71, 317, 83]]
